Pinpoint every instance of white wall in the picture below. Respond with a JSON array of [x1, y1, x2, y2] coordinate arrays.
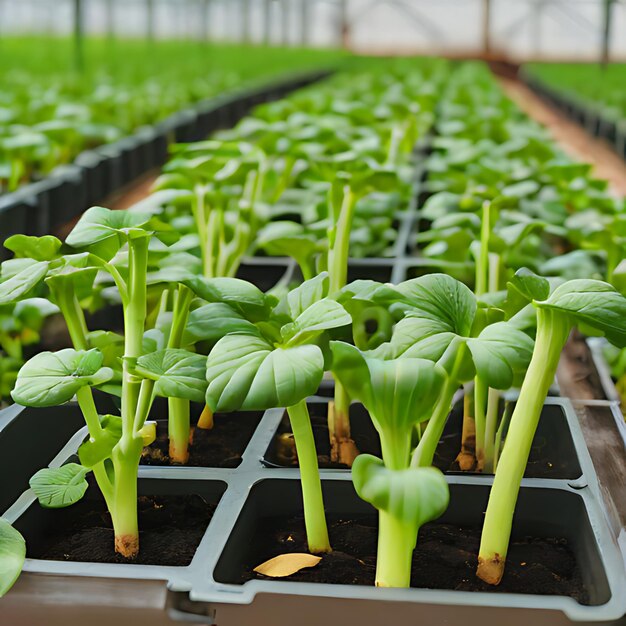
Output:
[[1, 0, 625, 62]]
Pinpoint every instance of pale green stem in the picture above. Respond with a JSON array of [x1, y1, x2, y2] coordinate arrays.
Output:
[[493, 400, 513, 471], [478, 309, 570, 584], [482, 387, 500, 474], [192, 184, 209, 277], [475, 201, 490, 296], [328, 187, 358, 294], [121, 235, 149, 450], [375, 510, 416, 588], [410, 375, 459, 468], [286, 399, 331, 554], [473, 377, 487, 467]]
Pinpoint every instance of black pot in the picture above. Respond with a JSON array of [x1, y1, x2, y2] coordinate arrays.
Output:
[[0, 190, 39, 256], [261, 398, 584, 481], [0, 403, 85, 512]]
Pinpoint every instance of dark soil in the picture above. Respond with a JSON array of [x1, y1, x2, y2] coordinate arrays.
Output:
[[265, 402, 581, 479], [241, 513, 588, 603], [29, 492, 214, 566], [141, 410, 262, 468]]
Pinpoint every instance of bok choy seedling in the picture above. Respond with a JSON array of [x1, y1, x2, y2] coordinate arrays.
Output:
[[10, 207, 207, 558], [359, 273, 534, 471], [203, 273, 351, 554], [322, 164, 399, 466], [478, 277, 626, 585], [330, 342, 449, 588]]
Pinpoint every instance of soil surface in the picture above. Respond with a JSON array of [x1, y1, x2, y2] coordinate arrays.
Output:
[[240, 513, 588, 603], [266, 402, 580, 478], [30, 492, 214, 566], [141, 411, 262, 467]]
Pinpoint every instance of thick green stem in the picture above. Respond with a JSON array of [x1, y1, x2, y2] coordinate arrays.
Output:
[[75, 386, 113, 506], [482, 388, 500, 474], [132, 378, 155, 435], [52, 283, 89, 351], [75, 386, 105, 439], [168, 397, 190, 463], [380, 428, 412, 471], [328, 188, 358, 294], [375, 510, 416, 588], [165, 284, 194, 463], [121, 235, 149, 434], [110, 438, 143, 558], [475, 201, 490, 296], [410, 376, 458, 468], [204, 206, 223, 278], [473, 377, 487, 468], [477, 309, 570, 585], [286, 399, 331, 554], [193, 185, 209, 277], [493, 400, 513, 471]]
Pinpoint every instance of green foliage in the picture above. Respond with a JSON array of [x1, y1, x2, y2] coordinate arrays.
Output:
[[12, 348, 113, 407]]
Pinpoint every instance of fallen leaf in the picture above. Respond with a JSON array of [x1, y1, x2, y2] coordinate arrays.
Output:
[[253, 553, 322, 578]]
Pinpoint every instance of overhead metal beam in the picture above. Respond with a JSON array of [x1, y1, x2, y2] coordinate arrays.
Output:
[[601, 0, 615, 66], [482, 0, 492, 54], [73, 0, 84, 72], [242, 0, 251, 43], [105, 0, 115, 40], [261, 0, 271, 44], [146, 0, 155, 41]]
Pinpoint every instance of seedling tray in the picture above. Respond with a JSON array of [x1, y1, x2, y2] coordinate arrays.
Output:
[[2, 395, 625, 625], [585, 338, 626, 448], [261, 397, 586, 482], [0, 403, 84, 513], [0, 69, 332, 246], [520, 71, 626, 164]]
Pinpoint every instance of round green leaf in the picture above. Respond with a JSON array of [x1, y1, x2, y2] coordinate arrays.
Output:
[[0, 519, 25, 597], [352, 454, 449, 527], [0, 260, 49, 305], [29, 464, 90, 508], [536, 279, 626, 347], [206, 334, 324, 411], [135, 349, 208, 403], [12, 348, 113, 407]]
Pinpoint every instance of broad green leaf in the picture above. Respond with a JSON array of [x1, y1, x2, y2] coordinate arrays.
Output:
[[379, 315, 458, 361], [66, 206, 152, 259], [206, 334, 324, 411], [282, 298, 351, 344], [393, 274, 476, 336], [256, 221, 319, 261], [66, 206, 153, 248], [0, 519, 25, 597], [45, 264, 98, 302], [12, 348, 113, 407], [185, 303, 258, 343], [507, 268, 550, 303], [352, 454, 449, 526], [0, 260, 49, 305], [4, 235, 62, 261], [536, 279, 626, 347], [284, 273, 329, 320], [466, 322, 534, 389], [330, 342, 446, 435], [184, 276, 270, 321], [29, 464, 90, 508], [135, 349, 208, 403]]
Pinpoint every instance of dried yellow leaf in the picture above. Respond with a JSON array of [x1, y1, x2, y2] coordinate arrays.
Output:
[[253, 553, 322, 578]]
